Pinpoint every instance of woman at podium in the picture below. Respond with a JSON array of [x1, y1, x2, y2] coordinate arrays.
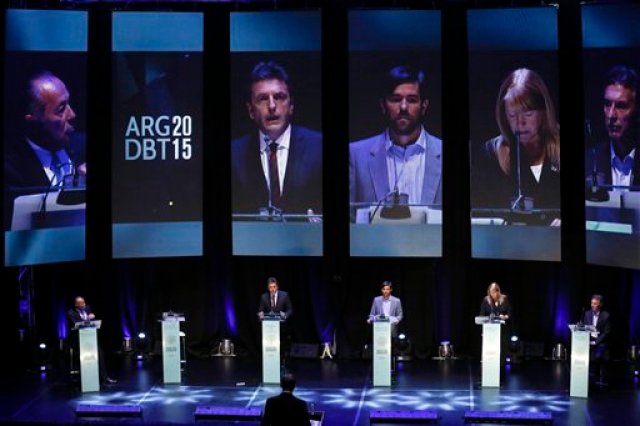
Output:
[[480, 282, 512, 364]]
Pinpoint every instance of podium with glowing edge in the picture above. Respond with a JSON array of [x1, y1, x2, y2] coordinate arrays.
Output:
[[73, 320, 102, 393], [568, 324, 596, 398], [262, 316, 282, 384], [160, 313, 185, 384], [475, 316, 503, 388], [372, 317, 391, 387]]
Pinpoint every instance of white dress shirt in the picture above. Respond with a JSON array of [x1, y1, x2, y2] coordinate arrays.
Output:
[[259, 125, 291, 195]]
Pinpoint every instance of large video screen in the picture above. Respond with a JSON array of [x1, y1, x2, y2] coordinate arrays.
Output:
[[583, 4, 640, 269], [112, 12, 203, 258], [4, 10, 88, 266], [349, 10, 442, 257], [468, 8, 561, 261], [230, 12, 323, 256]]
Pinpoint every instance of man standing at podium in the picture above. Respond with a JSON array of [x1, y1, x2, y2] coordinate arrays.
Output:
[[349, 64, 442, 208], [67, 296, 116, 385], [258, 277, 293, 321], [583, 294, 611, 362], [258, 277, 293, 360], [367, 281, 403, 338]]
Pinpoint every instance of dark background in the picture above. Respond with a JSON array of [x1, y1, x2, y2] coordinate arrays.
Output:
[[2, 0, 639, 371], [112, 52, 203, 223]]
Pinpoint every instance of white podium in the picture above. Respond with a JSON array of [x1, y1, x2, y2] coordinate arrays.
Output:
[[372, 316, 392, 387], [73, 320, 102, 393], [160, 313, 185, 384], [476, 316, 503, 388], [568, 324, 596, 398], [262, 315, 282, 384]]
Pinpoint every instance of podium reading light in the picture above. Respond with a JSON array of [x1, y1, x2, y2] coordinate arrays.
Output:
[[438, 340, 454, 359], [508, 335, 523, 364], [37, 342, 49, 371], [394, 334, 413, 361], [135, 332, 149, 360], [552, 343, 567, 361]]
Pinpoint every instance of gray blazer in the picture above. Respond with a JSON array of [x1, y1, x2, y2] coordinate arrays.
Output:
[[349, 129, 442, 205], [369, 295, 403, 337]]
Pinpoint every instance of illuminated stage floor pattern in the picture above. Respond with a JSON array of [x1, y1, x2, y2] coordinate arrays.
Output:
[[1, 356, 639, 425]]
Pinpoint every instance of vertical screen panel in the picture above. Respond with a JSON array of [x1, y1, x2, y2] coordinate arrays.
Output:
[[4, 9, 88, 266], [468, 8, 561, 261], [583, 4, 640, 269], [112, 12, 203, 258], [230, 11, 323, 256], [348, 10, 443, 257]]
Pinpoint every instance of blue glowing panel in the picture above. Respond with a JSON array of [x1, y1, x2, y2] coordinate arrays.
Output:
[[348, 10, 442, 257], [4, 9, 88, 266], [230, 11, 323, 256], [230, 11, 320, 52], [468, 7, 561, 261], [111, 12, 203, 258], [583, 3, 640, 270]]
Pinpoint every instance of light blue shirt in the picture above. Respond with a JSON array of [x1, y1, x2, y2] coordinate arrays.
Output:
[[385, 127, 427, 204]]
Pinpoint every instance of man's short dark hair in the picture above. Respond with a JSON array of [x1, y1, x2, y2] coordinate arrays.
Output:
[[381, 281, 393, 289], [605, 65, 638, 95], [381, 65, 427, 101], [280, 373, 296, 391], [267, 277, 278, 285], [248, 61, 292, 99]]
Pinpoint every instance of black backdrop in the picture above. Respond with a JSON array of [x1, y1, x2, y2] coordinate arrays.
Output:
[[3, 0, 640, 368]]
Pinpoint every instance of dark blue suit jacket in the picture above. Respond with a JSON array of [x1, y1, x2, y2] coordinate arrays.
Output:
[[261, 391, 310, 426], [231, 126, 322, 215], [258, 290, 293, 319], [4, 133, 86, 229], [583, 309, 611, 346]]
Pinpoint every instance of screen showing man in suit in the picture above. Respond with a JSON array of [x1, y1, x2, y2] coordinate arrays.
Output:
[[4, 9, 88, 266], [348, 10, 443, 257], [230, 11, 323, 256], [349, 64, 442, 210], [582, 3, 640, 270], [231, 60, 322, 218]]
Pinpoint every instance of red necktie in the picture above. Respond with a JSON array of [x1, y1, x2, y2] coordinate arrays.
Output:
[[268, 142, 281, 207]]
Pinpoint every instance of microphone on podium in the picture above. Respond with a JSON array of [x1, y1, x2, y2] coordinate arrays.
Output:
[[585, 118, 609, 202], [380, 187, 411, 219]]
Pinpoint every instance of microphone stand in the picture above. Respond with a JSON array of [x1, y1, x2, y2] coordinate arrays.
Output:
[[585, 119, 609, 202], [510, 131, 533, 212]]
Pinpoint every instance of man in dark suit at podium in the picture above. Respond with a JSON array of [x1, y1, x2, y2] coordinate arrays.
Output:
[[231, 60, 322, 217], [261, 373, 310, 426], [67, 296, 116, 385], [583, 294, 611, 362], [258, 277, 293, 361], [258, 277, 293, 321]]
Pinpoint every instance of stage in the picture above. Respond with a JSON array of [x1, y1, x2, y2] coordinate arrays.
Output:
[[1, 354, 639, 425]]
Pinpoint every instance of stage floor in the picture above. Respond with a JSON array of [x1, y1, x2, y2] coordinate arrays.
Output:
[[1, 354, 639, 425]]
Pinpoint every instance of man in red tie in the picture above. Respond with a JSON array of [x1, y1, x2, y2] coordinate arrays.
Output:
[[257, 277, 293, 320]]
